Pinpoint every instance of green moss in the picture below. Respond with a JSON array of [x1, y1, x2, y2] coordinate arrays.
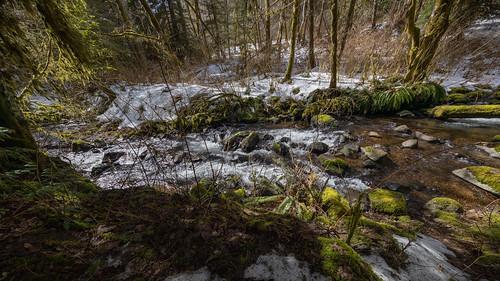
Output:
[[319, 156, 348, 175], [434, 210, 460, 226], [446, 93, 469, 104], [493, 135, 500, 142], [368, 189, 407, 215], [425, 197, 463, 213], [321, 187, 350, 218], [495, 146, 500, 153], [467, 166, 500, 192], [477, 253, 500, 268], [431, 105, 500, 119], [318, 237, 381, 281], [311, 114, 336, 127], [449, 86, 471, 94]]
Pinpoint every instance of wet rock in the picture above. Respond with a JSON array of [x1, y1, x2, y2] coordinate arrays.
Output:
[[71, 140, 94, 152], [173, 152, 187, 164], [319, 155, 348, 175], [223, 131, 250, 151], [476, 145, 500, 159], [402, 139, 418, 149], [102, 151, 125, 164], [240, 132, 260, 152], [338, 143, 359, 157], [453, 166, 500, 196], [361, 146, 387, 162], [397, 110, 416, 117], [362, 159, 377, 168], [415, 131, 439, 143], [231, 152, 250, 163], [394, 125, 411, 133], [91, 163, 113, 177], [262, 134, 274, 141], [309, 142, 329, 155], [492, 135, 500, 142], [280, 137, 291, 143], [311, 114, 336, 128], [368, 131, 382, 138], [272, 142, 290, 157]]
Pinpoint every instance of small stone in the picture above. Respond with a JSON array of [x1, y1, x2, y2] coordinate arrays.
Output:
[[397, 110, 415, 117], [402, 139, 418, 149], [309, 142, 329, 155], [368, 131, 382, 138], [415, 131, 439, 143], [361, 146, 387, 162], [394, 125, 411, 133]]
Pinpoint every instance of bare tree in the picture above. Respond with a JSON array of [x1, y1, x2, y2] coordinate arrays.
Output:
[[329, 0, 339, 88]]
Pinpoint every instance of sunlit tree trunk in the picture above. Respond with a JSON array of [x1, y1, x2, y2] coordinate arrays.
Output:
[[307, 0, 316, 70], [328, 0, 339, 88], [283, 0, 300, 82], [404, 0, 453, 83]]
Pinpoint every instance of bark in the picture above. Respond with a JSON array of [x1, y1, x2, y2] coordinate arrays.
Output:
[[338, 0, 357, 62], [307, 0, 316, 70], [139, 0, 163, 36], [115, 0, 132, 29], [371, 0, 378, 29], [283, 0, 300, 82], [404, 0, 453, 83], [329, 0, 339, 88], [265, 0, 271, 56]]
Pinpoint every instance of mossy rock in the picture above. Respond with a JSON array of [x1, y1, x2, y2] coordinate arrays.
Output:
[[430, 105, 500, 119], [319, 237, 381, 281], [240, 131, 260, 152], [311, 114, 336, 127], [321, 187, 350, 218], [492, 135, 500, 142], [368, 189, 407, 215], [449, 86, 472, 94], [467, 166, 500, 194], [319, 155, 348, 175], [477, 253, 500, 268], [272, 142, 290, 157], [425, 197, 463, 213], [446, 93, 469, 104]]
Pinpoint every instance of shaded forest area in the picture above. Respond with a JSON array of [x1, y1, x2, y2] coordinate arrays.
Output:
[[1, 0, 499, 280]]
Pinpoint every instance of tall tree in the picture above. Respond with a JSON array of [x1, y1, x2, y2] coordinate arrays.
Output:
[[283, 0, 301, 82], [404, 0, 454, 83], [307, 0, 316, 70], [338, 0, 357, 62], [265, 0, 272, 58], [328, 0, 339, 88], [371, 0, 378, 29]]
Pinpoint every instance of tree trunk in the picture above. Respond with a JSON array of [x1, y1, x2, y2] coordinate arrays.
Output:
[[283, 0, 300, 82], [139, 0, 163, 36], [371, 0, 378, 29], [329, 0, 339, 89], [317, 0, 326, 37], [338, 0, 357, 66], [265, 0, 271, 57], [307, 0, 316, 70], [404, 0, 452, 83], [115, 0, 132, 29]]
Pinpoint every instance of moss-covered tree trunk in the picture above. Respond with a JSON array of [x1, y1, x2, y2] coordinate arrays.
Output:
[[265, 0, 272, 59], [0, 84, 37, 150], [404, 0, 453, 83], [283, 0, 300, 82], [328, 0, 339, 89]]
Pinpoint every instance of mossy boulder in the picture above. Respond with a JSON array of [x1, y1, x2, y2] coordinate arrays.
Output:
[[321, 187, 350, 218], [361, 146, 387, 162], [272, 142, 290, 157], [311, 114, 336, 128], [446, 93, 469, 104], [318, 237, 381, 281], [492, 135, 500, 142], [430, 105, 500, 119], [240, 132, 260, 152], [368, 189, 406, 215], [223, 131, 250, 151], [467, 166, 500, 193], [425, 197, 463, 213], [319, 156, 348, 175]]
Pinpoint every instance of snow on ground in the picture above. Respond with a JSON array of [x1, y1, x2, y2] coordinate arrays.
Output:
[[364, 234, 469, 281]]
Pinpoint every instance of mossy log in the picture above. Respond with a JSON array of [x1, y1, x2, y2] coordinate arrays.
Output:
[[430, 105, 500, 119]]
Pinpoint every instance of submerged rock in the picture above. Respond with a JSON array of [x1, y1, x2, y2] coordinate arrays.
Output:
[[453, 166, 500, 196], [368, 131, 382, 138], [402, 139, 418, 149], [309, 142, 329, 155], [240, 132, 260, 152], [415, 131, 439, 143], [397, 110, 415, 117], [394, 125, 411, 133], [361, 146, 387, 162]]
